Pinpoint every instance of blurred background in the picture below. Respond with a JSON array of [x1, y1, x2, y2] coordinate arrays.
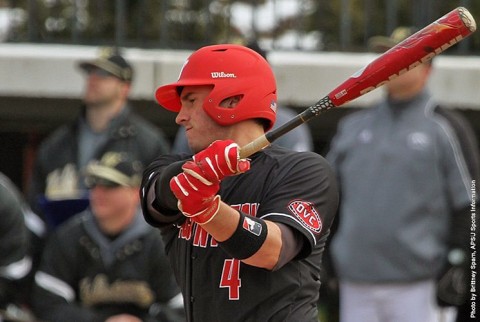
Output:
[[2, 0, 479, 51], [1, 0, 479, 193]]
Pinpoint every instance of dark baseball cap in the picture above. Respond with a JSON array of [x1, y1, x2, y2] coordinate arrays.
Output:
[[79, 50, 134, 82], [84, 152, 143, 188], [368, 26, 418, 53]]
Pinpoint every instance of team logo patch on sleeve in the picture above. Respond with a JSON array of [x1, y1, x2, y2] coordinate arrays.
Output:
[[242, 217, 262, 236], [288, 200, 322, 234]]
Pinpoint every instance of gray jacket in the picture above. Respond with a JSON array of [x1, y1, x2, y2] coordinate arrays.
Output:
[[327, 90, 478, 282]]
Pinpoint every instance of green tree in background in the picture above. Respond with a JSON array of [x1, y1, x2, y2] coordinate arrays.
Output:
[[2, 0, 479, 54]]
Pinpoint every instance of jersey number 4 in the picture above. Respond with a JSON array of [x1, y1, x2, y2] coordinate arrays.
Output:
[[220, 259, 241, 300]]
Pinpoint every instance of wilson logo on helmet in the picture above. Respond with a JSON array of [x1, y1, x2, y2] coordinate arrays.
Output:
[[211, 72, 237, 79]]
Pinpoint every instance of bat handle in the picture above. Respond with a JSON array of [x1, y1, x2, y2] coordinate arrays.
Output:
[[239, 134, 271, 159], [239, 113, 307, 158], [239, 96, 336, 158]]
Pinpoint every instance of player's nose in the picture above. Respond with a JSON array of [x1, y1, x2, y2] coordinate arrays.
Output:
[[175, 107, 190, 126]]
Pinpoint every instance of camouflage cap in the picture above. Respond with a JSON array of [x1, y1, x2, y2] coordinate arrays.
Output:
[[85, 152, 143, 188], [368, 26, 418, 53]]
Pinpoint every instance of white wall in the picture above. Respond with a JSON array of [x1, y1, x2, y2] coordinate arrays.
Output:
[[0, 43, 479, 109]]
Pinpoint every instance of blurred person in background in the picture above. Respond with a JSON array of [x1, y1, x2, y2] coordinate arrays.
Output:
[[0, 172, 42, 322], [326, 27, 479, 322], [32, 152, 184, 322], [27, 48, 170, 231], [25, 50, 171, 305]]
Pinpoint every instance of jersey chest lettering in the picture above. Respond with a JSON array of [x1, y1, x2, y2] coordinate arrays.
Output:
[[177, 203, 260, 248], [231, 203, 259, 216]]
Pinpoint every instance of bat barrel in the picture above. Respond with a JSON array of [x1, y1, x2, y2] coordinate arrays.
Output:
[[239, 6, 477, 159], [457, 7, 476, 33], [329, 6, 477, 107]]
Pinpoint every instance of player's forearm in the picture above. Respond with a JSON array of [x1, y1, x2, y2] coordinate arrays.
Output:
[[242, 221, 282, 270], [202, 202, 282, 270], [141, 161, 185, 226], [144, 181, 183, 225]]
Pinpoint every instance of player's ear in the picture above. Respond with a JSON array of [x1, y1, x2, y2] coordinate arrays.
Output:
[[220, 95, 243, 109]]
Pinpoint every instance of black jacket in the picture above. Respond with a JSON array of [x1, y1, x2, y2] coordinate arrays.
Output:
[[0, 172, 31, 308], [32, 209, 183, 322], [27, 105, 170, 223]]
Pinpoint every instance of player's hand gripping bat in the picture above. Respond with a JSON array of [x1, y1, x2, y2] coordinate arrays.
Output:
[[239, 6, 477, 159]]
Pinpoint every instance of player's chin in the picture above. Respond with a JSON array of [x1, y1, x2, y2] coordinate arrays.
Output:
[[189, 145, 203, 154], [188, 139, 209, 154]]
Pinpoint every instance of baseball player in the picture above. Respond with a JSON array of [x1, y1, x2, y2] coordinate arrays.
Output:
[[140, 44, 339, 322]]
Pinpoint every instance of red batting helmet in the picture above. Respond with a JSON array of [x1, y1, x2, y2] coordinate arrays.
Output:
[[155, 44, 277, 130]]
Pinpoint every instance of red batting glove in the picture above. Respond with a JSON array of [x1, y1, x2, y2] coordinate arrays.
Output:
[[193, 140, 250, 183], [170, 161, 221, 225]]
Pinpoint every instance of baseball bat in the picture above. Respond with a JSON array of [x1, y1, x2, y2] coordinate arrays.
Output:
[[239, 6, 477, 159]]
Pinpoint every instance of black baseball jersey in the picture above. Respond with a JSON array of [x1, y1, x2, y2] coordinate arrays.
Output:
[[31, 209, 182, 322], [141, 145, 339, 322]]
